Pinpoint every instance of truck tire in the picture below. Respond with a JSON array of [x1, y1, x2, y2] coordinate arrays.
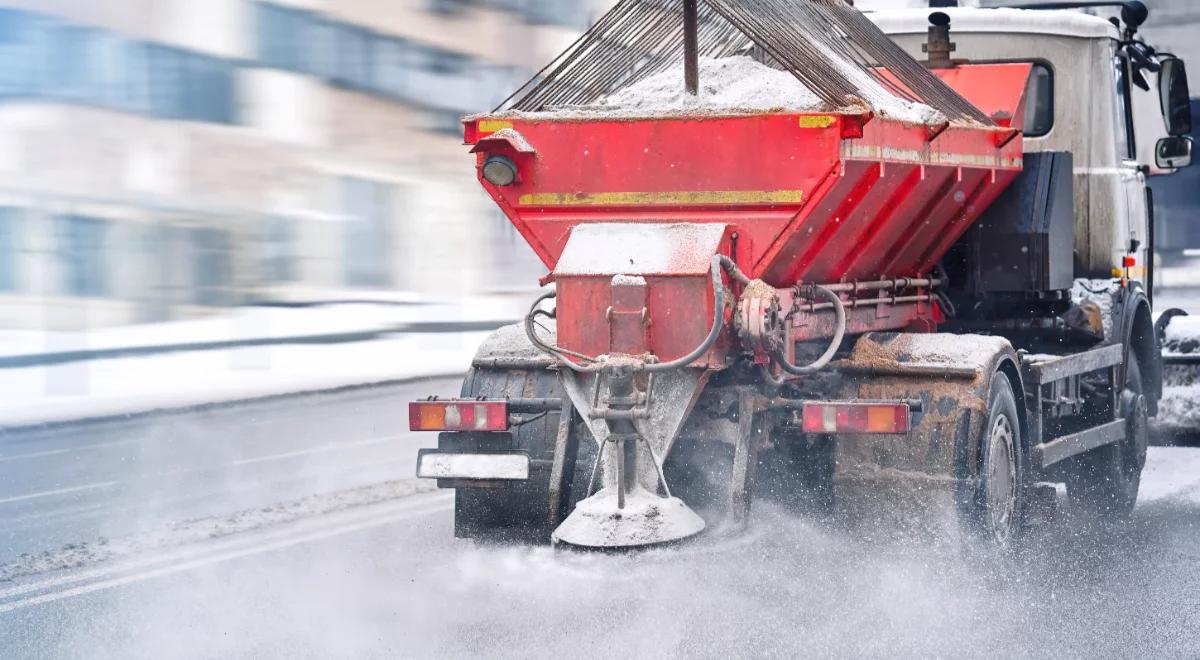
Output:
[[1066, 352, 1146, 519], [971, 371, 1026, 546], [444, 366, 588, 544]]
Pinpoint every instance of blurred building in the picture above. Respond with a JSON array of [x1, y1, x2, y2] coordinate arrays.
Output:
[[0, 0, 600, 329]]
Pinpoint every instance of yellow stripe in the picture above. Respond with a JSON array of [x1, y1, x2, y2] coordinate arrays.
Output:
[[1113, 266, 1147, 278], [798, 115, 837, 129], [518, 190, 805, 207], [478, 119, 513, 133]]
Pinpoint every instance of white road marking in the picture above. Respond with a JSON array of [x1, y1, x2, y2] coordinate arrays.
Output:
[[0, 495, 451, 613], [0, 454, 420, 530], [0, 448, 69, 462], [0, 438, 138, 463], [0, 481, 119, 505], [232, 436, 396, 466], [0, 491, 449, 599]]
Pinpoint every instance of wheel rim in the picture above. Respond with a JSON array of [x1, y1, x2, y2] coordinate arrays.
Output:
[[986, 413, 1017, 543]]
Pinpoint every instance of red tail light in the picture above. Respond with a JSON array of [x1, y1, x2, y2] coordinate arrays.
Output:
[[409, 400, 509, 432], [802, 402, 910, 434]]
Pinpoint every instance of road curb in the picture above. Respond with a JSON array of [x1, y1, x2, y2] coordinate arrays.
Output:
[[0, 373, 465, 435], [0, 320, 514, 369]]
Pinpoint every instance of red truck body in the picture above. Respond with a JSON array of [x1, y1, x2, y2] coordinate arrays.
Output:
[[466, 63, 1030, 366]]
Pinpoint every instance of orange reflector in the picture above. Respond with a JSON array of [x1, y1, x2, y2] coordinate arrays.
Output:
[[802, 402, 909, 434], [409, 400, 509, 432]]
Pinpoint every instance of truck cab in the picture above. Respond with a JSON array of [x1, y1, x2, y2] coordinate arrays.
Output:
[[870, 4, 1193, 292]]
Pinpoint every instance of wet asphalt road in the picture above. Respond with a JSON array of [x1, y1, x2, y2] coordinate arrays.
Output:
[[2, 378, 1200, 658], [0, 377, 460, 566]]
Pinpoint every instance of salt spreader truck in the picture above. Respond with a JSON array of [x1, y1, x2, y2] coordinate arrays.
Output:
[[409, 0, 1194, 548]]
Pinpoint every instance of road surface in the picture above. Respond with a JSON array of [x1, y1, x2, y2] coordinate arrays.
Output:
[[2, 376, 1200, 658]]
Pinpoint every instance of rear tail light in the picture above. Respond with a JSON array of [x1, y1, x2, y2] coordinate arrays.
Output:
[[409, 400, 509, 432], [802, 402, 909, 434]]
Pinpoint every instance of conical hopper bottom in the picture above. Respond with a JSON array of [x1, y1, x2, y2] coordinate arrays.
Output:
[[552, 487, 706, 549]]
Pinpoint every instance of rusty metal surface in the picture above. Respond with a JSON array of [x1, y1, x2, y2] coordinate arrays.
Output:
[[828, 332, 1021, 529], [551, 224, 731, 366]]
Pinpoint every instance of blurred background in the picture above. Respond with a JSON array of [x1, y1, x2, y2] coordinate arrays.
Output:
[[0, 0, 1194, 333], [0, 0, 614, 332]]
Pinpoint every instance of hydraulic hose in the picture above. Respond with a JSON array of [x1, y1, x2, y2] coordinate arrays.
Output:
[[523, 290, 606, 373], [523, 255, 730, 373], [771, 284, 847, 376]]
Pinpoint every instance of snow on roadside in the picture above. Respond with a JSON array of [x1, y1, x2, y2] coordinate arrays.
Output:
[[0, 331, 489, 427], [0, 297, 528, 360], [1158, 313, 1200, 430], [1157, 383, 1200, 431], [1162, 314, 1200, 353], [1138, 447, 1200, 504], [0, 479, 440, 583]]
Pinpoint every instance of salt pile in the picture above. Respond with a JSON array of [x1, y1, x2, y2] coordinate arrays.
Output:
[[600, 56, 826, 114], [516, 56, 947, 126]]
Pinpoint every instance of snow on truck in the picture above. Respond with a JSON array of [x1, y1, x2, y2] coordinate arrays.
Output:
[[408, 0, 1195, 548]]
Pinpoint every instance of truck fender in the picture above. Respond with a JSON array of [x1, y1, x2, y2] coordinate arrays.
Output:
[[831, 333, 1027, 528], [1114, 284, 1161, 414]]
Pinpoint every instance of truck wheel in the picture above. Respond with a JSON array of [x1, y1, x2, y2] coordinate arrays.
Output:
[[1066, 352, 1146, 519], [445, 367, 585, 544], [971, 371, 1026, 546]]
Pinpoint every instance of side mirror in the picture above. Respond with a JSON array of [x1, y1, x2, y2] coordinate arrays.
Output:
[[1159, 56, 1192, 136], [1157, 135, 1193, 169]]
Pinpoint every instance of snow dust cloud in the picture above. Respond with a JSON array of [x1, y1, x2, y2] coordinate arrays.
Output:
[[42, 482, 1200, 659]]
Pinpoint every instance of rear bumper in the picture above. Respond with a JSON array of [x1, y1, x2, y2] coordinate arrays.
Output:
[[416, 449, 530, 482]]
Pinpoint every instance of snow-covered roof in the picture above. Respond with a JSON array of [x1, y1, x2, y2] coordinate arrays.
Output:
[[868, 7, 1120, 40]]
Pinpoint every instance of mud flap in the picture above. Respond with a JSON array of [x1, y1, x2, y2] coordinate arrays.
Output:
[[831, 332, 1021, 537]]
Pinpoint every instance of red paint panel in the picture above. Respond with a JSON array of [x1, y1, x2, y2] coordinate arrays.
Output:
[[608, 277, 649, 356], [472, 113, 1021, 284], [876, 168, 992, 278], [931, 63, 1033, 129], [785, 162, 883, 284], [758, 160, 879, 284], [827, 165, 923, 280], [477, 114, 842, 273], [555, 275, 722, 366]]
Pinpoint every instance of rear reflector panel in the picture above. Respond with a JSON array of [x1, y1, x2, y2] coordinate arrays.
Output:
[[416, 451, 529, 480], [409, 400, 508, 432], [802, 402, 910, 434]]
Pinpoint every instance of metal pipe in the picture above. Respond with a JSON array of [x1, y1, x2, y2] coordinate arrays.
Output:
[[507, 398, 564, 413], [472, 357, 556, 370], [820, 278, 942, 293], [801, 294, 935, 312], [683, 0, 699, 96], [772, 284, 847, 375], [831, 361, 979, 380]]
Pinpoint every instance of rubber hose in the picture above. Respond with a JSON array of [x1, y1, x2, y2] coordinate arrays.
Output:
[[773, 284, 846, 375], [524, 255, 728, 373]]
